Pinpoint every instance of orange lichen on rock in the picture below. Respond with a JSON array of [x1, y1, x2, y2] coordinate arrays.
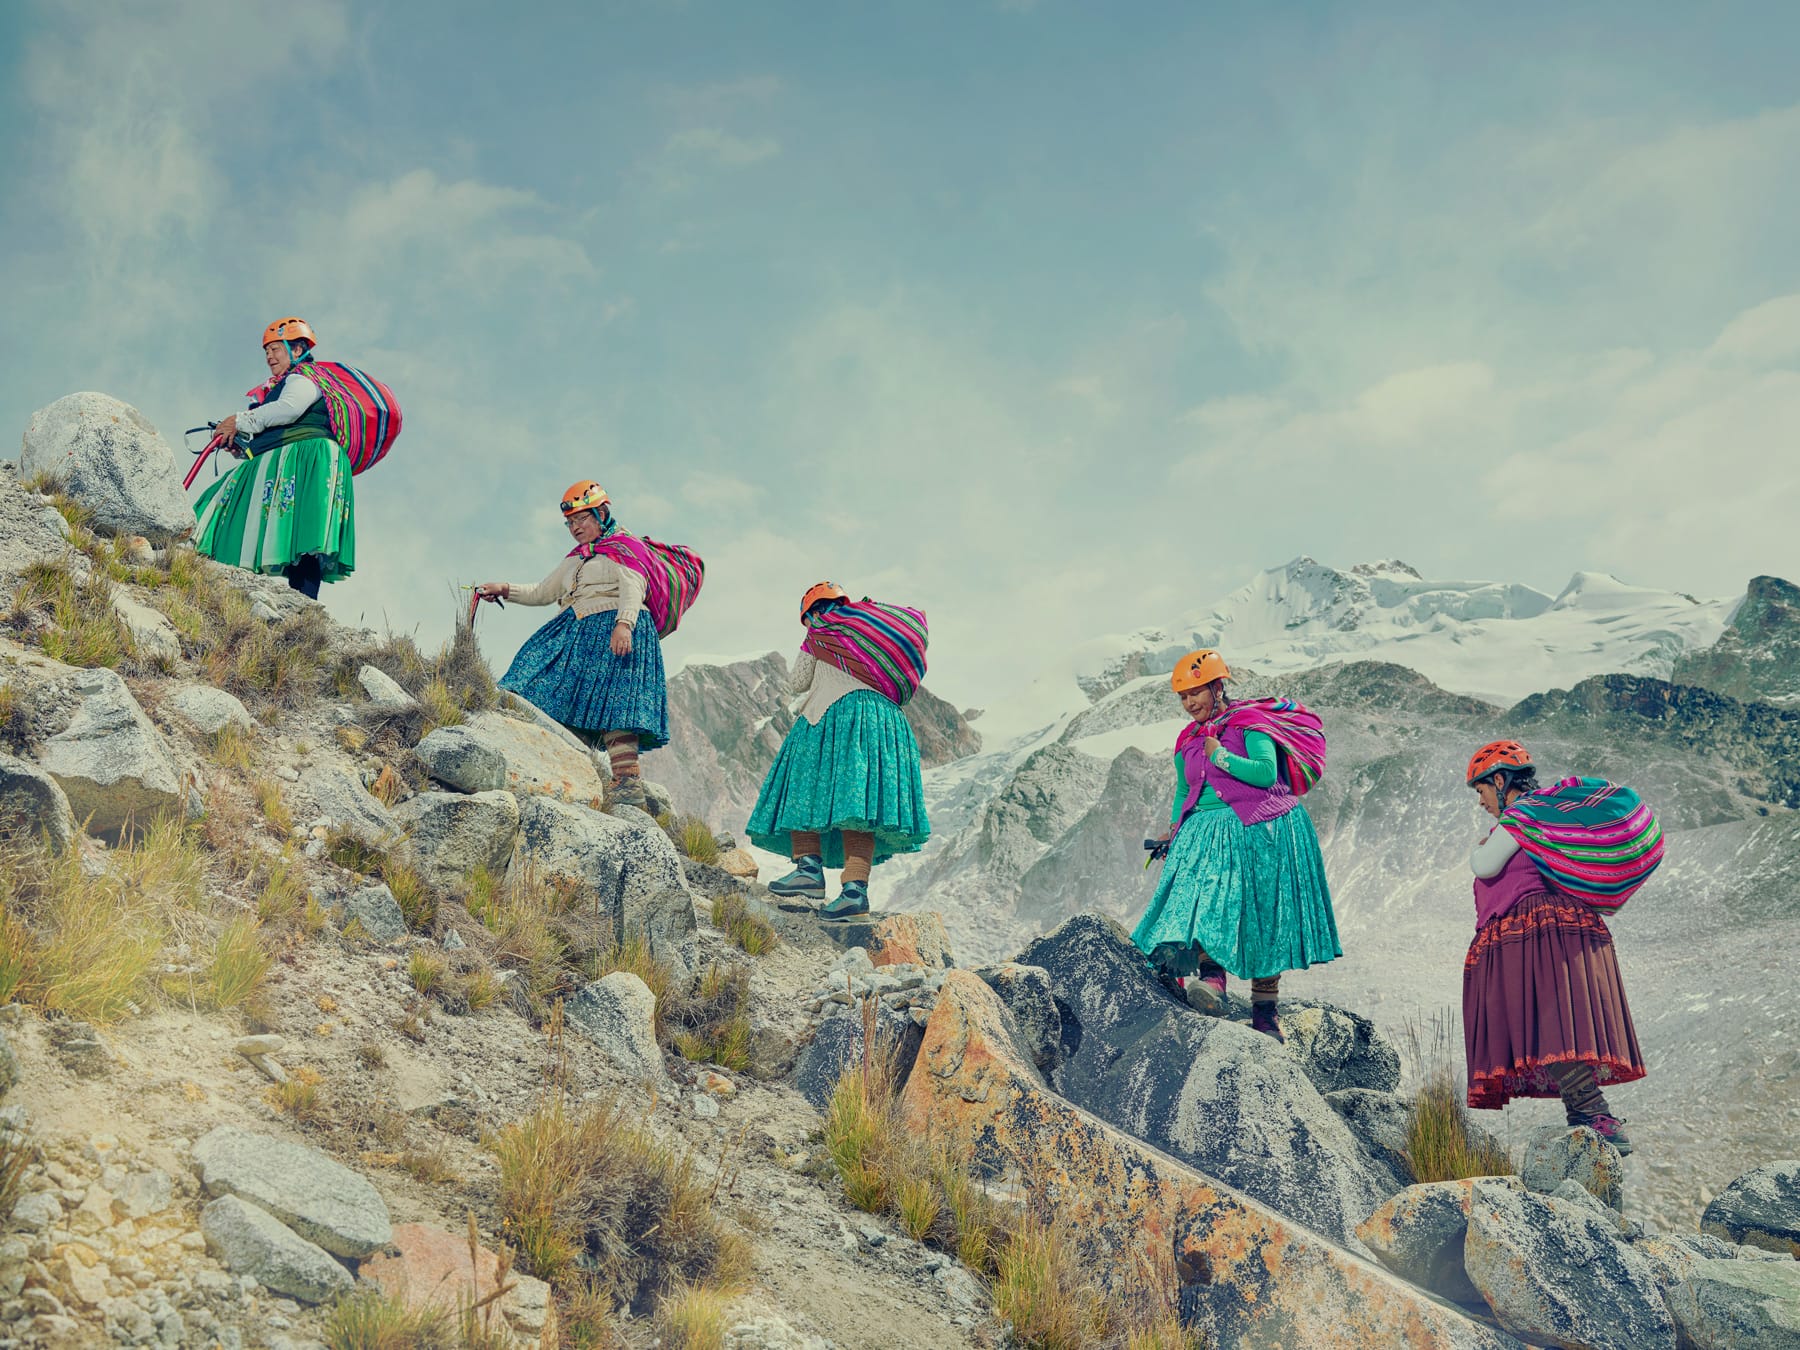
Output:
[[901, 971, 1514, 1349]]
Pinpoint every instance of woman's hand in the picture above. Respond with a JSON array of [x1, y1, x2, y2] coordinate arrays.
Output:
[[473, 583, 509, 602], [611, 620, 633, 657], [215, 414, 239, 444], [1202, 735, 1221, 759]]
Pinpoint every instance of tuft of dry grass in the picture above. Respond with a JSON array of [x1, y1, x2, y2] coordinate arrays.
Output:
[[0, 1120, 32, 1221], [202, 915, 271, 1010], [656, 1281, 729, 1350], [457, 968, 503, 1013], [0, 683, 30, 754], [254, 780, 294, 836], [488, 1093, 749, 1311], [368, 763, 405, 808], [1401, 1014, 1516, 1184], [667, 962, 753, 1072], [9, 558, 136, 669], [398, 1146, 459, 1186], [408, 951, 445, 995], [209, 722, 255, 772], [710, 892, 777, 958], [323, 1288, 450, 1349], [271, 1075, 326, 1126], [669, 815, 720, 866]]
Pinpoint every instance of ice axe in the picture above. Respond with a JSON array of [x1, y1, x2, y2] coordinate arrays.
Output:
[[462, 584, 503, 630], [181, 423, 247, 490]]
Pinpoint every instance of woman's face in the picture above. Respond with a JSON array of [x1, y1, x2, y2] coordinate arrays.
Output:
[[1178, 683, 1216, 722], [566, 509, 604, 545], [264, 342, 292, 378], [1474, 780, 1502, 819]]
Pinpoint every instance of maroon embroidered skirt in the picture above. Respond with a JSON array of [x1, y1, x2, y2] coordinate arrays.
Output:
[[1462, 889, 1647, 1110]]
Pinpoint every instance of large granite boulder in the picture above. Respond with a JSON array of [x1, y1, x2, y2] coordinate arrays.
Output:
[[791, 1003, 924, 1112], [1325, 1087, 1416, 1193], [297, 765, 397, 840], [1463, 1183, 1675, 1350], [1666, 1257, 1800, 1349], [564, 973, 666, 1086], [974, 962, 1060, 1072], [1701, 1159, 1800, 1255], [515, 795, 697, 978], [392, 790, 519, 892], [200, 1195, 353, 1304], [460, 710, 605, 801], [164, 685, 254, 737], [1280, 1003, 1402, 1094], [1520, 1123, 1624, 1211], [1016, 915, 1397, 1249], [192, 1126, 391, 1259], [36, 667, 182, 839], [413, 726, 508, 794], [902, 971, 1516, 1348], [0, 753, 78, 854], [19, 392, 193, 541], [1356, 1177, 1526, 1305]]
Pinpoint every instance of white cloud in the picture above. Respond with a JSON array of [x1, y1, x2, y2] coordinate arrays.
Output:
[[664, 127, 781, 167]]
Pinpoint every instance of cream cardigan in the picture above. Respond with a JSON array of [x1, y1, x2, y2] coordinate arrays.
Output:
[[506, 553, 646, 630]]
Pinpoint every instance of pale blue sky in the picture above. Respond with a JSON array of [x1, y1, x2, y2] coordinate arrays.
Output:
[[4, 1, 1797, 708]]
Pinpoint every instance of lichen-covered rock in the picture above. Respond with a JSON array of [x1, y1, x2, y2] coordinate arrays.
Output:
[[461, 709, 606, 801], [515, 794, 697, 978], [1016, 914, 1397, 1250], [0, 752, 78, 854], [1357, 1178, 1526, 1304], [1281, 1003, 1402, 1094], [1520, 1123, 1624, 1211], [1629, 1232, 1737, 1297], [392, 790, 519, 892], [564, 973, 666, 1086], [36, 667, 182, 840], [20, 392, 194, 541], [975, 962, 1060, 1072], [356, 665, 417, 713], [1463, 1183, 1676, 1350], [192, 1125, 391, 1258], [1701, 1159, 1800, 1255], [1325, 1087, 1416, 1192], [164, 685, 254, 737], [413, 726, 508, 794], [820, 911, 952, 969], [1666, 1257, 1800, 1349], [298, 764, 397, 840], [901, 970, 1516, 1348], [200, 1194, 354, 1304], [336, 884, 407, 942], [791, 1004, 924, 1111]]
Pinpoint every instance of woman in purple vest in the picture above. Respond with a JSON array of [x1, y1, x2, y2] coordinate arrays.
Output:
[[1133, 650, 1341, 1041], [1462, 740, 1644, 1153]]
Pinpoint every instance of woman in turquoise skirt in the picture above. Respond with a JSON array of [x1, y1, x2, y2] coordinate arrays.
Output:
[[194, 317, 354, 598], [1133, 649, 1341, 1041], [749, 583, 930, 920], [472, 481, 667, 809]]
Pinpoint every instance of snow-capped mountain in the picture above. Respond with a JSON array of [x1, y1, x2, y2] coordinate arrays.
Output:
[[976, 557, 1733, 749]]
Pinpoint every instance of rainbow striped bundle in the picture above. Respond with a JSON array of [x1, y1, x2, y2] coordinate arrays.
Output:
[[801, 599, 928, 706], [252, 362, 401, 475], [1501, 776, 1665, 914], [1193, 697, 1328, 796], [583, 533, 705, 638]]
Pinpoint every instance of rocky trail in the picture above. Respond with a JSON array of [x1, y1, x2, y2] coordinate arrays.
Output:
[[0, 396, 1795, 1348]]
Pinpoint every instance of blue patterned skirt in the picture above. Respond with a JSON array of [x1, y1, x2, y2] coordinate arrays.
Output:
[[746, 690, 930, 868], [498, 608, 668, 750], [1132, 803, 1341, 981]]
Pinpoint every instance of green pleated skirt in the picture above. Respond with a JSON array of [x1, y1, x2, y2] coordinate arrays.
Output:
[[746, 690, 931, 869], [193, 436, 356, 582], [1132, 803, 1342, 981]]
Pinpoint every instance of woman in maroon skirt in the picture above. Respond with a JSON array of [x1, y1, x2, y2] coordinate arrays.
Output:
[[1461, 740, 1645, 1153]]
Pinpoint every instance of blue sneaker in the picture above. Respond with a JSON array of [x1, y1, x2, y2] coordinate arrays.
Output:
[[768, 855, 825, 901], [819, 881, 870, 920]]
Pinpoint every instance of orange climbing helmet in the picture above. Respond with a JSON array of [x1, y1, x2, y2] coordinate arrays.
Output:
[[801, 582, 847, 621], [560, 481, 610, 516], [1466, 740, 1533, 787], [262, 317, 316, 350], [1170, 649, 1230, 693]]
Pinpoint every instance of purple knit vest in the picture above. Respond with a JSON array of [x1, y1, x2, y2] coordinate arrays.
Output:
[[1472, 847, 1550, 929], [1177, 724, 1297, 828]]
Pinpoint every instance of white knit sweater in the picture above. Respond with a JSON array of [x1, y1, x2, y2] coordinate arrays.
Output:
[[506, 553, 646, 630], [789, 650, 877, 725]]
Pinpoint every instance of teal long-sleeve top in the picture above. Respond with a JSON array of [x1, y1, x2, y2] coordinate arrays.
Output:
[[1171, 729, 1279, 823]]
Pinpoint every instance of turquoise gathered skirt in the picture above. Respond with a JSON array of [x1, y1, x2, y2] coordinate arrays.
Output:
[[1132, 804, 1342, 981], [746, 690, 931, 869], [498, 608, 669, 751]]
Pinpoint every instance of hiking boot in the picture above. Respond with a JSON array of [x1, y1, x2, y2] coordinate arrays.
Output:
[[819, 880, 870, 921], [606, 775, 649, 810], [768, 855, 826, 902], [1184, 967, 1228, 1016], [1250, 1003, 1285, 1043], [1573, 1112, 1634, 1156]]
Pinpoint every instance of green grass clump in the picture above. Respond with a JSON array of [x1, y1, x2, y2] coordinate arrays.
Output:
[[323, 1289, 450, 1349], [9, 558, 136, 669], [1401, 1014, 1516, 1184], [710, 891, 777, 957], [671, 815, 720, 866], [202, 915, 271, 1010]]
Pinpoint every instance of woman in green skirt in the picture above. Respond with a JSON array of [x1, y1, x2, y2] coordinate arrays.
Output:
[[194, 316, 354, 598], [749, 583, 931, 920], [1134, 649, 1341, 1041]]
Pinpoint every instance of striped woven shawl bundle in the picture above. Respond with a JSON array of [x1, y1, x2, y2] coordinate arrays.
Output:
[[1184, 696, 1328, 796], [1500, 776, 1664, 913], [801, 599, 928, 706]]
